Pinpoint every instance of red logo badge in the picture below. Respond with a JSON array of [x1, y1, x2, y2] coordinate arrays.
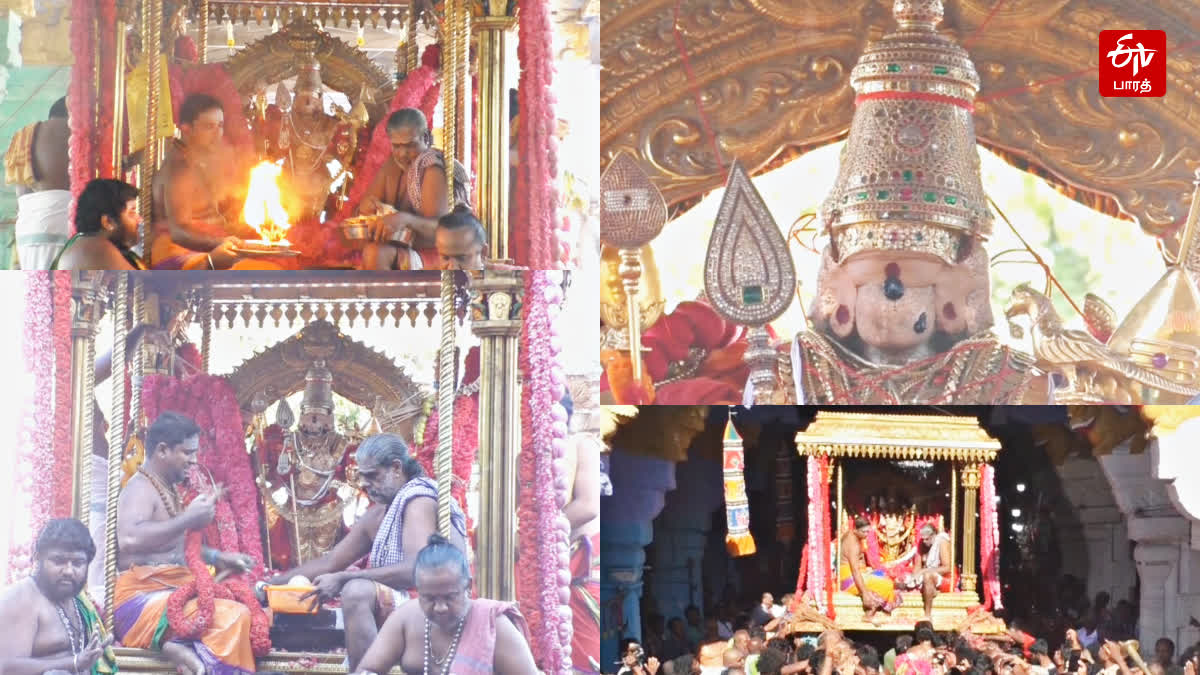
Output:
[[1099, 30, 1166, 97]]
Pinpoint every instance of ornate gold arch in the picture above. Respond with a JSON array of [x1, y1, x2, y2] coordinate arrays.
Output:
[[225, 319, 425, 416], [601, 0, 1200, 239], [225, 18, 396, 122]]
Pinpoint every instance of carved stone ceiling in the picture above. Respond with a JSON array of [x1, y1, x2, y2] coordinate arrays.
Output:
[[601, 0, 1200, 238]]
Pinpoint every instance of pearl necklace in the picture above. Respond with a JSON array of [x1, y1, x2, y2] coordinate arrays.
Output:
[[423, 616, 466, 675], [54, 600, 85, 660]]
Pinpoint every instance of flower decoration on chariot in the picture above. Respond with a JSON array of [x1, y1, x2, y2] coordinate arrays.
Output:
[[301, 360, 335, 414], [295, 57, 325, 99], [822, 0, 992, 267]]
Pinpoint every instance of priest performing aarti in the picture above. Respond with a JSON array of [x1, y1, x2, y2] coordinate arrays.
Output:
[[10, 0, 596, 270], [600, 0, 1200, 405], [1, 270, 592, 675]]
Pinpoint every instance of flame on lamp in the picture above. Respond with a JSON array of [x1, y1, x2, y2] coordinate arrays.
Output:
[[243, 161, 292, 245]]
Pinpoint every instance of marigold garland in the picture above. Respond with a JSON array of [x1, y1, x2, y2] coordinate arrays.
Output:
[[517, 272, 572, 673]]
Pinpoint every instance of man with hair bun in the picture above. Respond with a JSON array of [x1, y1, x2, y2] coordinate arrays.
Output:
[[267, 433, 467, 672], [353, 534, 539, 675]]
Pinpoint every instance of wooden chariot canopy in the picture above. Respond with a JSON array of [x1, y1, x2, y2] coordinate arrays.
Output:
[[795, 412, 1003, 464]]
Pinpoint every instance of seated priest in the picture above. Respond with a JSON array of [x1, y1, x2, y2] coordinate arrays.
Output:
[[358, 108, 471, 270], [150, 93, 277, 270], [839, 516, 902, 624], [899, 524, 952, 622], [351, 534, 539, 675], [51, 179, 245, 271], [0, 518, 118, 675], [435, 206, 525, 271], [114, 412, 261, 675], [266, 433, 468, 671]]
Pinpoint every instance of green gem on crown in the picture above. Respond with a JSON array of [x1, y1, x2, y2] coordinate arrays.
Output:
[[743, 285, 764, 305]]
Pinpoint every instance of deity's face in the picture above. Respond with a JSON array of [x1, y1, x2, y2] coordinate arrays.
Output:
[[415, 564, 471, 633], [810, 241, 992, 360], [294, 90, 322, 118], [103, 197, 141, 246], [35, 546, 89, 601], [182, 108, 225, 153], [299, 408, 334, 438], [388, 126, 429, 173], [436, 227, 486, 270]]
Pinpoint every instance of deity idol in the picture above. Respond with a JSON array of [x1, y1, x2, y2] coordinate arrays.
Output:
[[770, 0, 1043, 404], [258, 360, 356, 569], [260, 58, 361, 222]]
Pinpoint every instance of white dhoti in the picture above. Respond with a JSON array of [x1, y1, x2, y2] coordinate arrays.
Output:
[[15, 190, 72, 270]]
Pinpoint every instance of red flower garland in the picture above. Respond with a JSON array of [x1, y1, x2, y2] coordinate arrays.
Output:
[[67, 0, 97, 231], [515, 0, 561, 268], [167, 63, 254, 152], [981, 464, 1003, 610], [95, 0, 116, 179], [417, 391, 478, 537], [142, 374, 264, 572], [51, 273, 74, 519], [334, 53, 440, 224], [166, 530, 271, 656], [517, 272, 572, 673]]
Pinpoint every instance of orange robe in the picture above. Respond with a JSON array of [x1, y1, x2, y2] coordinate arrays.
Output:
[[113, 566, 256, 674]]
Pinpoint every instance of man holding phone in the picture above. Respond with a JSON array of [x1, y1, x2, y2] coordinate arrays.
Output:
[[0, 518, 118, 675]]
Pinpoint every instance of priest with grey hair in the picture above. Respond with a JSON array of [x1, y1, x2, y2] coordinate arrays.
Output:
[[266, 433, 467, 671], [900, 523, 953, 622]]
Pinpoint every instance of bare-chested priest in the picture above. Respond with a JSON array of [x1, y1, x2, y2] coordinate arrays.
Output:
[[150, 93, 275, 270], [0, 519, 118, 675], [906, 524, 952, 622], [358, 108, 471, 270], [839, 516, 902, 624], [352, 534, 539, 675], [266, 433, 467, 671], [115, 411, 261, 675]]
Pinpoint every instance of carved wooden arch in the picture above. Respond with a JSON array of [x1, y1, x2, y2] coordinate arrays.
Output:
[[601, 0, 1200, 240], [224, 17, 396, 122], [225, 319, 424, 417]]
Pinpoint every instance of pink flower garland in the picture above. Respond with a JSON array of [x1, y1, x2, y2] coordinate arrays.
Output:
[[142, 374, 265, 573], [805, 456, 825, 613], [67, 0, 97, 231], [10, 273, 57, 583], [334, 58, 440, 224], [517, 272, 572, 674], [981, 464, 1003, 610], [51, 273, 74, 520], [515, 0, 561, 268]]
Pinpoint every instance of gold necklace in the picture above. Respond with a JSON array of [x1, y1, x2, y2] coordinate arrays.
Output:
[[138, 467, 181, 517]]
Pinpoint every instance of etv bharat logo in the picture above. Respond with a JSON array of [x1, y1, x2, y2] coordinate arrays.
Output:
[[1099, 30, 1166, 97]]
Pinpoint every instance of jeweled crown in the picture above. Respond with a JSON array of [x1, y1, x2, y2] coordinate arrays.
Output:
[[301, 360, 334, 413], [823, 0, 992, 266]]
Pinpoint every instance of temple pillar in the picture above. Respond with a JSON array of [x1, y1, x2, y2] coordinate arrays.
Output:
[[474, 4, 515, 260], [1097, 443, 1198, 647], [601, 449, 676, 669], [68, 273, 102, 525], [1053, 456, 1134, 602], [651, 455, 723, 622], [470, 270, 524, 601], [960, 463, 980, 593]]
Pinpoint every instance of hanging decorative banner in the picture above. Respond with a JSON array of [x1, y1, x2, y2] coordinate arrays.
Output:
[[723, 410, 756, 556], [126, 55, 177, 153]]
